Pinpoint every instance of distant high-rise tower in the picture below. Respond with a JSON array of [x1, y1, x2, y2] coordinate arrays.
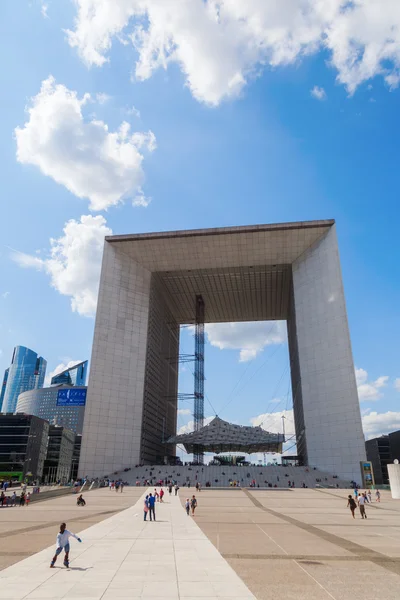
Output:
[[0, 368, 9, 409], [1, 346, 47, 414], [50, 361, 88, 387]]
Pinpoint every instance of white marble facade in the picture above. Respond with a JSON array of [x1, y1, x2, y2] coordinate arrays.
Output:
[[79, 221, 366, 481], [291, 226, 366, 481]]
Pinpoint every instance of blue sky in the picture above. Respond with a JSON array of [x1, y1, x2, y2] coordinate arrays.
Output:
[[1, 1, 400, 455]]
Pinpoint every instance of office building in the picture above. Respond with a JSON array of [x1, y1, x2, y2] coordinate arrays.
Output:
[[16, 386, 87, 434], [71, 434, 82, 481], [365, 436, 391, 485], [1, 346, 47, 414], [51, 361, 88, 387], [43, 425, 75, 484], [0, 414, 49, 481], [0, 368, 9, 410], [388, 430, 400, 463]]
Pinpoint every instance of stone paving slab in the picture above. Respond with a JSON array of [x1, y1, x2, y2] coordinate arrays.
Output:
[[189, 488, 400, 599], [0, 488, 256, 599]]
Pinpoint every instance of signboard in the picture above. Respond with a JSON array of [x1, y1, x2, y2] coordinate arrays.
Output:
[[57, 388, 87, 407], [360, 461, 375, 488]]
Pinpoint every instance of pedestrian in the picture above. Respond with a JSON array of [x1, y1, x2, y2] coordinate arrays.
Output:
[[375, 489, 381, 502], [367, 490, 372, 503], [354, 488, 358, 499], [0, 491, 5, 507], [143, 495, 149, 521], [159, 488, 164, 503], [198, 482, 201, 492], [26, 492, 31, 507], [168, 484, 173, 496], [358, 493, 367, 519], [120, 482, 124, 493], [174, 484, 179, 496], [50, 523, 82, 568], [185, 498, 190, 516], [148, 493, 156, 521], [11, 491, 16, 506], [19, 492, 25, 507], [347, 495, 357, 519], [190, 495, 197, 516], [115, 481, 120, 492], [154, 489, 159, 502], [109, 480, 113, 491]]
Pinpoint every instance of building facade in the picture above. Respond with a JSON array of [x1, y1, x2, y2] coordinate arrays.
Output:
[[16, 386, 86, 434], [1, 346, 47, 414], [0, 414, 49, 481], [79, 220, 366, 481], [365, 436, 391, 485], [51, 361, 88, 387], [366, 430, 400, 485], [43, 425, 75, 484], [0, 369, 9, 410]]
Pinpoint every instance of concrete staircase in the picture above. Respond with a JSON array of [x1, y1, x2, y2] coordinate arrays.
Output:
[[109, 464, 351, 489]]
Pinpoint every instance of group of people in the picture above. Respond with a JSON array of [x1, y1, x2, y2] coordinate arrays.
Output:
[[143, 487, 198, 521], [109, 480, 125, 492], [347, 488, 381, 519], [0, 489, 30, 507]]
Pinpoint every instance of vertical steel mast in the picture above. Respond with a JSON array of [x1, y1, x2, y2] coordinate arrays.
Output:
[[194, 295, 205, 464]]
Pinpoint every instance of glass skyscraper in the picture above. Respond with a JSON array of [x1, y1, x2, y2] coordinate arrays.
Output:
[[0, 368, 9, 410], [1, 346, 47, 414], [50, 361, 88, 386]]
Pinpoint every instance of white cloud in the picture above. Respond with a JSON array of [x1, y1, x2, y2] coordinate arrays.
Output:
[[394, 378, 400, 392], [41, 3, 48, 19], [67, 1, 400, 106], [177, 408, 192, 416], [362, 411, 400, 440], [250, 407, 400, 454], [132, 193, 151, 207], [15, 76, 156, 211], [177, 416, 213, 435], [355, 367, 389, 401], [205, 321, 286, 362], [310, 85, 326, 100], [96, 92, 111, 104], [45, 360, 83, 387], [11, 214, 112, 317], [1, 292, 10, 299], [127, 105, 141, 118]]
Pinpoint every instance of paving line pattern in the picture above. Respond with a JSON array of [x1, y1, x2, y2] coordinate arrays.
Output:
[[0, 489, 256, 600]]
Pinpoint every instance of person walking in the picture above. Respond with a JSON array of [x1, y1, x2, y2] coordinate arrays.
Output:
[[11, 491, 16, 506], [174, 484, 179, 496], [375, 489, 381, 502], [143, 495, 149, 521], [185, 498, 190, 516], [120, 482, 124, 493], [347, 495, 357, 519], [19, 492, 25, 507], [367, 490, 372, 503], [358, 493, 367, 519], [168, 484, 173, 496], [190, 495, 197, 516], [50, 523, 82, 568], [159, 488, 164, 503], [148, 493, 156, 521], [25, 492, 31, 507], [0, 491, 5, 507]]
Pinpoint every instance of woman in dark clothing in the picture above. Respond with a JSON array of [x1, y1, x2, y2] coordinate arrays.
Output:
[[347, 494, 357, 518]]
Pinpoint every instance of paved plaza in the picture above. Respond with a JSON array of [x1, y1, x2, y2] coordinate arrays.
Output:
[[1, 487, 400, 599]]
